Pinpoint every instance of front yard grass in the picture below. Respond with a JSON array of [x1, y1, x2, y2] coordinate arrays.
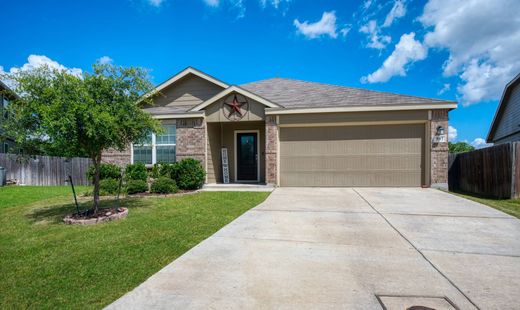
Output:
[[0, 186, 270, 309], [451, 191, 520, 219]]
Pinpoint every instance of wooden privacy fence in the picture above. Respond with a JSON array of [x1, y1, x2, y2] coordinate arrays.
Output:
[[0, 154, 93, 186], [448, 142, 519, 199]]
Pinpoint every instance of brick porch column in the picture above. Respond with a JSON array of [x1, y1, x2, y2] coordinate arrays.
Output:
[[431, 109, 449, 188], [265, 115, 278, 185], [176, 118, 206, 169]]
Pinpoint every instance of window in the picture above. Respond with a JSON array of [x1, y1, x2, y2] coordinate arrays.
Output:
[[2, 96, 9, 119], [4, 143, 9, 154], [132, 124, 176, 165]]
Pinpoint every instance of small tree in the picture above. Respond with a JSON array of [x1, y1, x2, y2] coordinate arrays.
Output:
[[1, 64, 161, 214], [448, 141, 475, 154]]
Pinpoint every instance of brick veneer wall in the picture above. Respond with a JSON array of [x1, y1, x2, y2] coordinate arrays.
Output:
[[265, 115, 278, 185], [430, 109, 449, 188], [101, 117, 206, 169], [176, 118, 206, 168], [101, 147, 131, 167]]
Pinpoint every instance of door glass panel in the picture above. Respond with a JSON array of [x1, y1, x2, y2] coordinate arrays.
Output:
[[240, 135, 255, 165]]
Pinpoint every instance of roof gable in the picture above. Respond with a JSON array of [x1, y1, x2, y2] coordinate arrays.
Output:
[[154, 67, 229, 93], [189, 85, 280, 112]]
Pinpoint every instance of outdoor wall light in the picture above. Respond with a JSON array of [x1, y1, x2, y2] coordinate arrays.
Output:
[[436, 125, 445, 136]]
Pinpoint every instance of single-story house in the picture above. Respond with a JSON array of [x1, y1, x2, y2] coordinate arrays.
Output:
[[487, 73, 520, 144], [102, 67, 457, 188]]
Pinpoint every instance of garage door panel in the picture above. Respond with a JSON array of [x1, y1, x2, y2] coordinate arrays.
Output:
[[282, 138, 422, 155], [281, 154, 421, 171], [279, 124, 424, 187], [281, 170, 422, 187]]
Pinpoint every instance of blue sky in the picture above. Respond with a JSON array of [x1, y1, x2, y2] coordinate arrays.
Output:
[[2, 0, 519, 146]]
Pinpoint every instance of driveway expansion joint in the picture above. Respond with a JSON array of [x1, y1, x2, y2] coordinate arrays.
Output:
[[212, 235, 415, 250], [420, 248, 520, 258], [381, 212, 514, 219], [352, 188, 481, 310]]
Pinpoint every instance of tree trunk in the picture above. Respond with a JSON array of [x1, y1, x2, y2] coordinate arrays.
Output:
[[92, 154, 102, 215]]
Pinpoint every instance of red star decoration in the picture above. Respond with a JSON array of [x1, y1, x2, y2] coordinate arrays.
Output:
[[224, 94, 247, 118]]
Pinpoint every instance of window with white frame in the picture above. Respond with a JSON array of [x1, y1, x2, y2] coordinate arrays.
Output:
[[133, 124, 176, 165], [3, 96, 9, 119]]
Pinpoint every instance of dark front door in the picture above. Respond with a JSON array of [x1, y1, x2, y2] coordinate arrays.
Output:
[[236, 132, 258, 181]]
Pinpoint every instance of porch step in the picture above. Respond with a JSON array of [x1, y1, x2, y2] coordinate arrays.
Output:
[[202, 183, 275, 192]]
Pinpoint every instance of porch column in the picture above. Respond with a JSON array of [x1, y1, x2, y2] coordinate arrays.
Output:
[[430, 109, 449, 189], [265, 115, 278, 186], [176, 118, 206, 169]]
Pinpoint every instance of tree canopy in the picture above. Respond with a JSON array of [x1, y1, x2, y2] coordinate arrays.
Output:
[[448, 141, 475, 154], [1, 63, 161, 213]]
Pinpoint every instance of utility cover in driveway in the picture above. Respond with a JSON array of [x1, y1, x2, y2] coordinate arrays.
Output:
[[279, 124, 425, 187], [377, 295, 458, 310]]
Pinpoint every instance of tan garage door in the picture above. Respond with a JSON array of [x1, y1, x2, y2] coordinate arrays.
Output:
[[279, 124, 425, 187]]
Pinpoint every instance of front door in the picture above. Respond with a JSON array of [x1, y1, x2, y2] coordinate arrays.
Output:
[[236, 132, 258, 182]]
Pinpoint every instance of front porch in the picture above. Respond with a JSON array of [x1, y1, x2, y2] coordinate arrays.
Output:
[[206, 121, 266, 184]]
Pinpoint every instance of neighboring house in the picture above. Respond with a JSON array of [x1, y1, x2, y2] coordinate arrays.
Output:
[[487, 73, 520, 144], [0, 80, 17, 153], [102, 67, 456, 188]]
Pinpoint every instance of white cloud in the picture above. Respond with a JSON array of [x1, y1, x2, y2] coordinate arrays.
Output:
[[471, 138, 492, 149], [340, 26, 351, 38], [294, 11, 338, 39], [147, 0, 165, 7], [0, 55, 82, 89], [359, 20, 391, 49], [448, 125, 457, 141], [438, 83, 450, 95], [6, 55, 82, 77], [97, 56, 113, 65], [363, 0, 373, 10], [383, 0, 406, 27], [259, 0, 290, 9], [457, 59, 516, 106], [203, 0, 219, 7], [362, 32, 427, 83], [419, 0, 520, 105]]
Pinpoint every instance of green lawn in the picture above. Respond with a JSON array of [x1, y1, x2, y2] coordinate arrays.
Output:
[[451, 191, 520, 219], [0, 186, 270, 309]]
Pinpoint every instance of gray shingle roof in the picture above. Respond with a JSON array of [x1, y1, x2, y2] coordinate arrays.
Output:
[[240, 78, 454, 109]]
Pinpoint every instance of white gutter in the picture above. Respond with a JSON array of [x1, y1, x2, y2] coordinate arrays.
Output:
[[152, 112, 205, 119], [265, 103, 457, 115]]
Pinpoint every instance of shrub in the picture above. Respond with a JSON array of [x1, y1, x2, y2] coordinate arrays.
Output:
[[125, 163, 148, 181], [158, 163, 176, 178], [99, 178, 120, 196], [149, 163, 161, 179], [172, 158, 205, 190], [126, 179, 148, 194], [151, 177, 178, 194], [86, 163, 121, 181]]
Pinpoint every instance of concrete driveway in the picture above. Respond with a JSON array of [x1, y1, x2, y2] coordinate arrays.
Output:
[[106, 188, 520, 310]]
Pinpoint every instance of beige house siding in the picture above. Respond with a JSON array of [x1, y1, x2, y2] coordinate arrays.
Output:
[[205, 95, 266, 123], [150, 75, 224, 109], [206, 121, 265, 183], [278, 110, 429, 126]]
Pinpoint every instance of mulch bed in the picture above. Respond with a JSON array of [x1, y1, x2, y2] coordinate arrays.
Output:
[[64, 207, 128, 225]]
